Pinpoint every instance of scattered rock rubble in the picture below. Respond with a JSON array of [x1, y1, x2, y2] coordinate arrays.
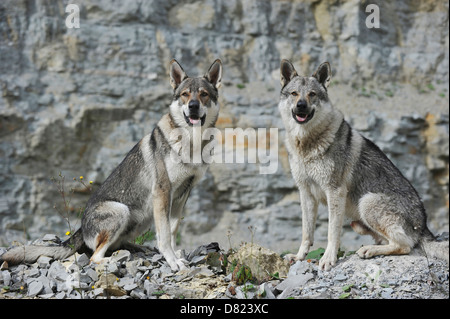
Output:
[[0, 235, 448, 299]]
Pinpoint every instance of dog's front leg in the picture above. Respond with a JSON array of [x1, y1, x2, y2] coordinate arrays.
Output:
[[285, 186, 318, 263], [320, 187, 347, 271], [153, 187, 187, 272], [297, 187, 318, 260]]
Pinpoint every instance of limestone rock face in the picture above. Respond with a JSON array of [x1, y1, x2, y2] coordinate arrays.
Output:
[[0, 1, 448, 253]]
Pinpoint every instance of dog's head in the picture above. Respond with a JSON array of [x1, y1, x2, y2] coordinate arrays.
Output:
[[169, 59, 222, 128], [279, 59, 331, 126]]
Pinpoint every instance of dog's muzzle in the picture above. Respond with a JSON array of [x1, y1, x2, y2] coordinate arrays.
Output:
[[184, 100, 206, 126], [292, 99, 314, 124]]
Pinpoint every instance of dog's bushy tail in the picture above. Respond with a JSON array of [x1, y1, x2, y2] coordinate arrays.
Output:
[[420, 231, 449, 263], [0, 229, 84, 266]]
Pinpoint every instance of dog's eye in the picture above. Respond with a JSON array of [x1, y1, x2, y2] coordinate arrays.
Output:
[[200, 92, 208, 97], [291, 92, 298, 97], [181, 92, 189, 97], [309, 91, 316, 97]]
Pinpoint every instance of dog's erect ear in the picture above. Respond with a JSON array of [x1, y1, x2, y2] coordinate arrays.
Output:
[[169, 59, 188, 90], [205, 59, 222, 89], [280, 59, 298, 88], [312, 62, 331, 89]]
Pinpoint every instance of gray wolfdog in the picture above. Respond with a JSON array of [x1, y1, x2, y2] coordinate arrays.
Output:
[[1, 59, 223, 271], [278, 59, 448, 271]]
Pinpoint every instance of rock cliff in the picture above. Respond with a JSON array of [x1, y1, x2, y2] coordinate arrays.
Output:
[[0, 0, 448, 254]]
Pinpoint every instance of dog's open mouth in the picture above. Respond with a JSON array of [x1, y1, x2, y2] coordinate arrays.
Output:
[[184, 113, 206, 126], [292, 109, 315, 124]]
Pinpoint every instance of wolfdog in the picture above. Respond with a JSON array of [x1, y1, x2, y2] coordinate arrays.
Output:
[[278, 59, 448, 271], [1, 59, 223, 271]]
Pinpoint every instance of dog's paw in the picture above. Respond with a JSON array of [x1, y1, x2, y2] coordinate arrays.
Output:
[[176, 258, 189, 271], [167, 258, 189, 272], [318, 251, 336, 271], [356, 245, 376, 259]]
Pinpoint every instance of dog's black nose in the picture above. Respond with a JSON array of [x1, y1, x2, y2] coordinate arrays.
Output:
[[189, 100, 200, 110], [296, 99, 308, 111]]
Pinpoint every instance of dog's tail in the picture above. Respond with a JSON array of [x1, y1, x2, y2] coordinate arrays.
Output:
[[420, 230, 449, 264], [0, 229, 84, 266]]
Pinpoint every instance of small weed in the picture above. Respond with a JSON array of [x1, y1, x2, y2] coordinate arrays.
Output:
[[338, 283, 355, 299], [134, 230, 155, 245], [226, 230, 235, 254], [306, 247, 325, 260], [152, 290, 166, 297], [365, 269, 382, 283], [51, 172, 92, 237], [339, 292, 351, 299], [268, 271, 280, 280], [232, 264, 253, 285], [342, 283, 354, 292], [305, 247, 354, 260]]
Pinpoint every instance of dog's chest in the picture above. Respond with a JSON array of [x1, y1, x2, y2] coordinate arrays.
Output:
[[287, 139, 334, 187], [168, 162, 206, 197]]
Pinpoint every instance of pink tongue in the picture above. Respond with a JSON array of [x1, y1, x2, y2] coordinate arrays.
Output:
[[190, 118, 200, 125], [296, 114, 307, 122]]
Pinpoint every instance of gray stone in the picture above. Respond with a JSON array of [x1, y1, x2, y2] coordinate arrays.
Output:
[[69, 290, 82, 299], [27, 281, 44, 297], [55, 291, 66, 299], [334, 274, 348, 282], [125, 259, 143, 277], [276, 273, 314, 292], [288, 260, 314, 276], [189, 255, 206, 266], [41, 234, 61, 243], [95, 262, 120, 276], [37, 256, 53, 269], [84, 268, 98, 282], [117, 276, 134, 288], [189, 267, 215, 278], [381, 288, 394, 299], [76, 253, 91, 267], [151, 254, 163, 265], [48, 261, 68, 281], [143, 280, 159, 297], [130, 288, 146, 299], [1, 270, 11, 286], [25, 268, 40, 278], [111, 250, 131, 264], [123, 283, 138, 292]]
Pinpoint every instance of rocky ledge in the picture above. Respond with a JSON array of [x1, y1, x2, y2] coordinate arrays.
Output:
[[0, 235, 448, 299]]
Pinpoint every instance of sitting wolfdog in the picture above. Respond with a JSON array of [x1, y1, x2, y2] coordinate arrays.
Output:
[[278, 59, 448, 271], [1, 59, 223, 272]]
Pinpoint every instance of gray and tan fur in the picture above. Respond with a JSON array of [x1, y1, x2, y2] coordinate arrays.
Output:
[[278, 59, 448, 271], [1, 59, 223, 271]]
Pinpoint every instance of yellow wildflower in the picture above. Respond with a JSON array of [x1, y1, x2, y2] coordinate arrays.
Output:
[[89, 181, 93, 184], [79, 176, 83, 180], [66, 231, 71, 236]]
